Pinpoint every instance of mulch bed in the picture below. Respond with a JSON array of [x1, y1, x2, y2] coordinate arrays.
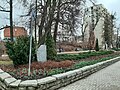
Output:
[[0, 52, 120, 80]]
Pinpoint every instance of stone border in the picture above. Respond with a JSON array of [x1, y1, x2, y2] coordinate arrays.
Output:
[[0, 57, 120, 90]]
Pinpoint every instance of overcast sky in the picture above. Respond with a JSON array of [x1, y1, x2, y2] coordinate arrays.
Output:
[[98, 0, 120, 13], [97, 0, 120, 23]]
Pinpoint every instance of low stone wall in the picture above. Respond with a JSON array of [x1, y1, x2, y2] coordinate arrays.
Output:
[[0, 57, 120, 90]]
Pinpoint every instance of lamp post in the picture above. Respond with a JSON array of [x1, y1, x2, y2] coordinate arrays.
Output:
[[28, 17, 33, 76]]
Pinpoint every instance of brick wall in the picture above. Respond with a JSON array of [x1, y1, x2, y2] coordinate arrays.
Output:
[[4, 26, 27, 38]]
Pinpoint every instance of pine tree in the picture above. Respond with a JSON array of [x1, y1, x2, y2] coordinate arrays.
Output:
[[46, 34, 57, 60]]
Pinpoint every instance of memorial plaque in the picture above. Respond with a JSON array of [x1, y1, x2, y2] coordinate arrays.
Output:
[[37, 45, 47, 62]]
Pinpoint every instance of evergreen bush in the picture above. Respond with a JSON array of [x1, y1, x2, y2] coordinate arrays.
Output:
[[5, 36, 36, 67], [46, 34, 57, 60]]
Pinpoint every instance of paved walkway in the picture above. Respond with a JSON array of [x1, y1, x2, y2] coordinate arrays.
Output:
[[57, 50, 95, 55], [59, 61, 120, 90]]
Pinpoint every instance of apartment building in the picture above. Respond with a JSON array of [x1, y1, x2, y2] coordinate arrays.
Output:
[[83, 4, 114, 49], [55, 24, 76, 43]]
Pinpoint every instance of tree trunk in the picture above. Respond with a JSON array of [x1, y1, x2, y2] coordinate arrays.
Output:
[[34, 0, 37, 43], [38, 0, 49, 44], [82, 32, 84, 42], [10, 0, 13, 41], [53, 0, 61, 43], [38, 0, 56, 46]]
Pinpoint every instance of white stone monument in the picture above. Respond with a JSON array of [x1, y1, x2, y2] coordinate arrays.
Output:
[[37, 45, 47, 62]]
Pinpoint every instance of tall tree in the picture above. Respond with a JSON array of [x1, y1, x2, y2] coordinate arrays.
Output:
[[116, 27, 119, 48], [19, 0, 96, 44], [88, 4, 106, 50], [10, 0, 13, 41], [53, 0, 83, 43], [0, 0, 13, 41], [104, 14, 115, 48], [81, 8, 89, 42], [80, 0, 97, 42], [53, 0, 61, 43]]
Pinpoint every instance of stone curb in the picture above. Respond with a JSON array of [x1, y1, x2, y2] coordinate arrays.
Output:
[[0, 56, 120, 90]]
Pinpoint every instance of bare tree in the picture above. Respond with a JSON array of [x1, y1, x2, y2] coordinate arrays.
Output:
[[0, 0, 13, 41], [79, 0, 97, 42], [103, 14, 115, 48], [80, 8, 89, 42], [18, 0, 97, 45], [52, 0, 85, 43], [36, 0, 84, 45]]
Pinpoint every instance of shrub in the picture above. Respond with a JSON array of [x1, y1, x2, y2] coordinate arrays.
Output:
[[46, 34, 57, 60], [5, 36, 36, 67], [112, 48, 120, 51], [57, 51, 114, 60], [95, 38, 99, 51], [73, 56, 113, 69]]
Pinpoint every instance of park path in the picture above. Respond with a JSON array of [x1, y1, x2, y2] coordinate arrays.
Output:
[[59, 61, 120, 90]]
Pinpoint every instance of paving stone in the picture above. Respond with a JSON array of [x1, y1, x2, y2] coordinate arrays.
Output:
[[59, 61, 120, 90]]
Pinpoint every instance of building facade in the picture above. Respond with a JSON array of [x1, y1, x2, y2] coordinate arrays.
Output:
[[55, 24, 76, 43], [83, 4, 114, 49], [4, 26, 27, 40]]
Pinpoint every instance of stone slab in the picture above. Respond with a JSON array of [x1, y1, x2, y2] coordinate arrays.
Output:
[[0, 72, 12, 81], [37, 45, 47, 62], [0, 69, 4, 73], [4, 77, 16, 86], [20, 80, 37, 87], [10, 80, 21, 87], [64, 70, 77, 78], [37, 77, 56, 85], [52, 73, 68, 79], [81, 66, 91, 71]]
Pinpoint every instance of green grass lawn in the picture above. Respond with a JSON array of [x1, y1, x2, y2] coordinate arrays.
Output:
[[0, 60, 13, 65]]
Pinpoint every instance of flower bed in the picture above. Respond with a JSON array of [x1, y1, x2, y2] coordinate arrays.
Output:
[[57, 50, 114, 60], [0, 56, 120, 90], [0, 51, 120, 80]]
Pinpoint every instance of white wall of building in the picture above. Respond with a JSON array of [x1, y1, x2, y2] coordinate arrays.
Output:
[[84, 4, 111, 49]]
